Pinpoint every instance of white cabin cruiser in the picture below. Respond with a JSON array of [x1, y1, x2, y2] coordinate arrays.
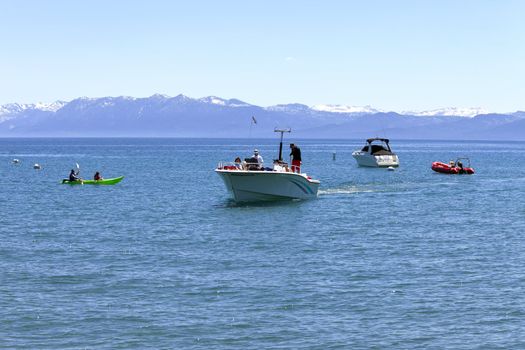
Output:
[[352, 138, 399, 167], [215, 129, 320, 202]]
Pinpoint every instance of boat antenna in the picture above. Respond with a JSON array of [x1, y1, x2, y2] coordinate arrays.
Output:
[[274, 128, 291, 161]]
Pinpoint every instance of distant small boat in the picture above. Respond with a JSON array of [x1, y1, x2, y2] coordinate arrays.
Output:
[[352, 138, 399, 167], [12, 159, 20, 164], [432, 158, 474, 175], [61, 176, 124, 185]]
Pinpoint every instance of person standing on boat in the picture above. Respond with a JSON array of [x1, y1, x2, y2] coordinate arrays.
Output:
[[289, 143, 302, 173], [252, 149, 264, 168]]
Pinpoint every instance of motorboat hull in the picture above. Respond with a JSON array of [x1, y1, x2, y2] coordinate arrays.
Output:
[[216, 169, 320, 202], [352, 153, 399, 167]]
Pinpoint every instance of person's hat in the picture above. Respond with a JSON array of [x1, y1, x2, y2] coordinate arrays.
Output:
[[254, 149, 259, 153]]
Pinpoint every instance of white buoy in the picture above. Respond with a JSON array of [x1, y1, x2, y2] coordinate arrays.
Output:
[[387, 166, 395, 171], [12, 159, 20, 164], [33, 163, 41, 169]]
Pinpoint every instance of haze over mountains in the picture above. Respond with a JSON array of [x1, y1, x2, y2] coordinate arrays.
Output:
[[1, 94, 524, 140]]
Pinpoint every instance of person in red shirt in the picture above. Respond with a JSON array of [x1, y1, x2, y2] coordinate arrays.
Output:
[[289, 143, 302, 173]]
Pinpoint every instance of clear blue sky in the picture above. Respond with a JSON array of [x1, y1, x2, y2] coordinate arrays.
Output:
[[1, 0, 523, 111]]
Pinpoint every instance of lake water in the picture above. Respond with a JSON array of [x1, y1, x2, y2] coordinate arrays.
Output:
[[1, 138, 525, 349]]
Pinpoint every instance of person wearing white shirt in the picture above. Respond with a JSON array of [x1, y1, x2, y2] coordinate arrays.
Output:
[[252, 149, 264, 168]]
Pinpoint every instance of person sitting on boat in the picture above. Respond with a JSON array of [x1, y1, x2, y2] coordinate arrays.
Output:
[[252, 149, 264, 167], [69, 169, 81, 182], [234, 157, 243, 170], [94, 171, 103, 181], [456, 161, 465, 174], [449, 160, 455, 168], [289, 143, 302, 173]]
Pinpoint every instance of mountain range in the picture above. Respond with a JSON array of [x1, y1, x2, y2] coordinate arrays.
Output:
[[1, 94, 524, 140]]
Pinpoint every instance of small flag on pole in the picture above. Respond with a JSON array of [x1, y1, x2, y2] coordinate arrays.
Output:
[[251, 116, 257, 124]]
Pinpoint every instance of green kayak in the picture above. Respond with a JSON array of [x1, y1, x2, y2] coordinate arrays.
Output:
[[61, 176, 124, 185]]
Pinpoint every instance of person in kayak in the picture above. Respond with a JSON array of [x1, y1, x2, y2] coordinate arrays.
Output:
[[94, 171, 103, 181], [69, 169, 81, 182], [289, 143, 302, 173]]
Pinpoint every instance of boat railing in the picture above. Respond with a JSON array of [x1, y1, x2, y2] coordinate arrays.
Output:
[[217, 161, 243, 170], [217, 161, 264, 171], [217, 160, 300, 172], [217, 161, 314, 178]]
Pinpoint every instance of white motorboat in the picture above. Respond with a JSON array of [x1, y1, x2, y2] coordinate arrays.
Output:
[[215, 129, 320, 202], [352, 138, 399, 167]]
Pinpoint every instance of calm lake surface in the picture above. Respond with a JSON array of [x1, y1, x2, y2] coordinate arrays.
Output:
[[1, 138, 525, 349]]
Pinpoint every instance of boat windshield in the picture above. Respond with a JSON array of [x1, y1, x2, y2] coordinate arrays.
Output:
[[370, 144, 393, 155]]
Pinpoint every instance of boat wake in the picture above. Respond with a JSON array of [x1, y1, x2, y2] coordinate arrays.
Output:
[[320, 181, 426, 196], [319, 185, 380, 195]]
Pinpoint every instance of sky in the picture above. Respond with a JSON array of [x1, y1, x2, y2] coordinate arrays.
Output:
[[0, 0, 524, 112]]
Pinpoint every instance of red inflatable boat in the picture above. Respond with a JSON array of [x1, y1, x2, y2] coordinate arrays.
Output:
[[431, 158, 475, 175]]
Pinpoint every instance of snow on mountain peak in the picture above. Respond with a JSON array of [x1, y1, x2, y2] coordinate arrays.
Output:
[[199, 96, 226, 105], [199, 96, 251, 107], [266, 104, 310, 113], [403, 107, 490, 118], [311, 104, 381, 114], [34, 101, 67, 112], [0, 103, 25, 114], [0, 101, 66, 115], [150, 93, 171, 99]]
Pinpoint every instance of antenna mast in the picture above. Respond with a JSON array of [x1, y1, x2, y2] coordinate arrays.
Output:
[[274, 128, 291, 161]]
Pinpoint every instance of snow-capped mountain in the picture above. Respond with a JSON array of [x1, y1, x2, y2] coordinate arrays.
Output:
[[402, 107, 490, 118], [198, 96, 252, 107], [0, 101, 67, 122], [311, 104, 382, 115], [0, 94, 523, 139], [0, 103, 25, 115], [0, 101, 66, 115], [265, 104, 312, 113], [33, 101, 67, 112]]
